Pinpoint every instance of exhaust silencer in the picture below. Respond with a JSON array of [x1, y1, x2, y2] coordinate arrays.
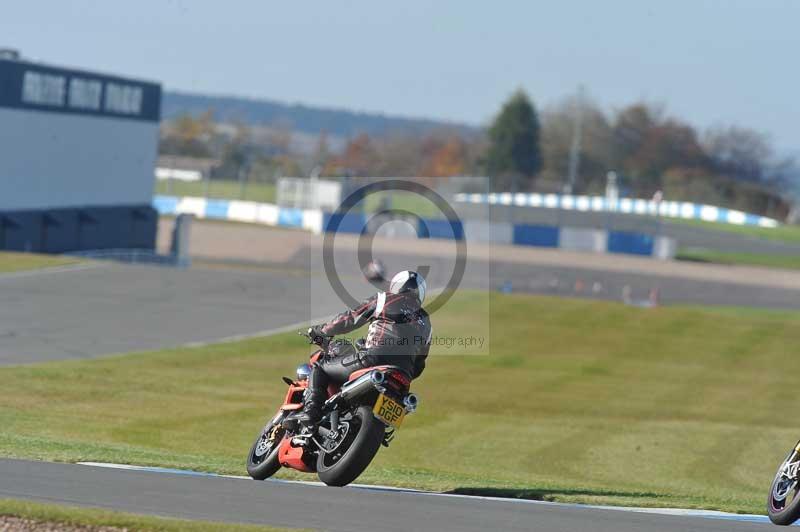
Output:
[[335, 370, 385, 403], [403, 393, 419, 412]]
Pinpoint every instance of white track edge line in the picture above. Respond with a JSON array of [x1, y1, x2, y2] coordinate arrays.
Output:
[[76, 462, 776, 524]]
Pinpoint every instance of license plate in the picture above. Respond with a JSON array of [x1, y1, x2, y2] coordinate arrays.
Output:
[[373, 394, 406, 428]]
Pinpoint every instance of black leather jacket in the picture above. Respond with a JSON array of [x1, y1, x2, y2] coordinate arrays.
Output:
[[320, 292, 432, 378]]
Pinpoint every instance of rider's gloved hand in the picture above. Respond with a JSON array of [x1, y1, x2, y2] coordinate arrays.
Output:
[[307, 326, 327, 346]]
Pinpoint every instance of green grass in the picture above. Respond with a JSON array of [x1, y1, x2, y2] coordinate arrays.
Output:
[[0, 251, 81, 273], [154, 179, 453, 219], [669, 217, 800, 244], [155, 180, 276, 203], [0, 292, 798, 515], [677, 248, 800, 270], [0, 499, 303, 531], [361, 191, 446, 218]]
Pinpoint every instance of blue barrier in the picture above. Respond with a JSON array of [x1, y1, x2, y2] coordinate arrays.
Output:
[[323, 212, 367, 234], [418, 218, 464, 240], [745, 213, 762, 226], [607, 231, 654, 256], [512, 224, 560, 247], [204, 199, 230, 220], [278, 207, 304, 228], [153, 196, 179, 215]]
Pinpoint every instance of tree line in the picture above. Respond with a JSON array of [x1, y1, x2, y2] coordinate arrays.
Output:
[[160, 90, 795, 218]]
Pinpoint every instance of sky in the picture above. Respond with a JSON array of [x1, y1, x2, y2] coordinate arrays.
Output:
[[4, 0, 799, 153]]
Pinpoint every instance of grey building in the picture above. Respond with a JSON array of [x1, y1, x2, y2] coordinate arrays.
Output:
[[0, 52, 161, 252]]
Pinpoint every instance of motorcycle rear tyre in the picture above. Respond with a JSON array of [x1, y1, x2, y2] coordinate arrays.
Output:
[[317, 405, 384, 487]]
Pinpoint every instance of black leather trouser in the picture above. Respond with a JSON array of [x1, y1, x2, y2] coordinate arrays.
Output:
[[304, 342, 376, 415]]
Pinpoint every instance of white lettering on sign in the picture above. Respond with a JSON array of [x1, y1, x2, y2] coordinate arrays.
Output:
[[18, 70, 148, 117], [68, 77, 102, 110], [104, 82, 143, 115], [22, 71, 66, 106]]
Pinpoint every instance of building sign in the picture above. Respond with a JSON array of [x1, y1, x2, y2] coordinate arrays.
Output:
[[0, 59, 160, 121], [68, 77, 102, 110], [22, 71, 66, 106]]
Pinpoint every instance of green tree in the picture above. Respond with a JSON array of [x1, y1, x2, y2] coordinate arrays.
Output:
[[612, 103, 709, 195], [486, 90, 542, 190]]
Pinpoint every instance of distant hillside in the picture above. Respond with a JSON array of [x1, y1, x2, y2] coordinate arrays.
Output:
[[162, 91, 478, 138]]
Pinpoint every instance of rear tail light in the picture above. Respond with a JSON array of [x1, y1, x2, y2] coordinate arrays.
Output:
[[388, 371, 411, 387]]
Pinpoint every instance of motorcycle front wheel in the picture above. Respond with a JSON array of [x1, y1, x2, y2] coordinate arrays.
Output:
[[768, 442, 800, 525], [316, 405, 385, 487], [246, 420, 284, 480]]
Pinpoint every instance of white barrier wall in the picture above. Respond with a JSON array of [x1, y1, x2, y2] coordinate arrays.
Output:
[[374, 220, 420, 239], [654, 236, 677, 260], [462, 220, 513, 244], [559, 227, 607, 253], [153, 195, 677, 259], [454, 192, 780, 228]]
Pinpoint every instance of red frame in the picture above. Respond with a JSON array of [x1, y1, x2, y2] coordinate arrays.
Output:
[[278, 437, 313, 472], [273, 355, 411, 474]]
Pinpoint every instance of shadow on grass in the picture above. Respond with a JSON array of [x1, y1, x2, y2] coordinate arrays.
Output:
[[446, 487, 668, 502]]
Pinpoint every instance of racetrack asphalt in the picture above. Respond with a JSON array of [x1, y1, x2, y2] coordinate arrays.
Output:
[[0, 459, 776, 532], [0, 261, 363, 365]]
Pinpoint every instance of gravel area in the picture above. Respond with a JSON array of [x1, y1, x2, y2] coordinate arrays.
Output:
[[0, 516, 125, 532]]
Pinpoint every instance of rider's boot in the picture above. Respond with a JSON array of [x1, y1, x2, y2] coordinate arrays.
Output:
[[298, 368, 325, 428], [297, 396, 322, 428]]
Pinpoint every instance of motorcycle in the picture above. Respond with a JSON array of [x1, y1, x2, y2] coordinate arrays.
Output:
[[246, 331, 419, 487], [768, 440, 800, 525]]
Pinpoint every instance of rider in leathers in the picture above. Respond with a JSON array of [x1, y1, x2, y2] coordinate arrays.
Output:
[[299, 271, 431, 427]]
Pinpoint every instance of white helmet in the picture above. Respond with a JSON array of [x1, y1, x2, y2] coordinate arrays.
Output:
[[388, 270, 427, 305]]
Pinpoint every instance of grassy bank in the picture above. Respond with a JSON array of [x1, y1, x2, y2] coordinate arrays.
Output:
[[0, 499, 301, 531], [154, 180, 276, 204], [670, 218, 800, 244], [0, 252, 81, 273], [0, 292, 798, 514], [677, 248, 800, 270]]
